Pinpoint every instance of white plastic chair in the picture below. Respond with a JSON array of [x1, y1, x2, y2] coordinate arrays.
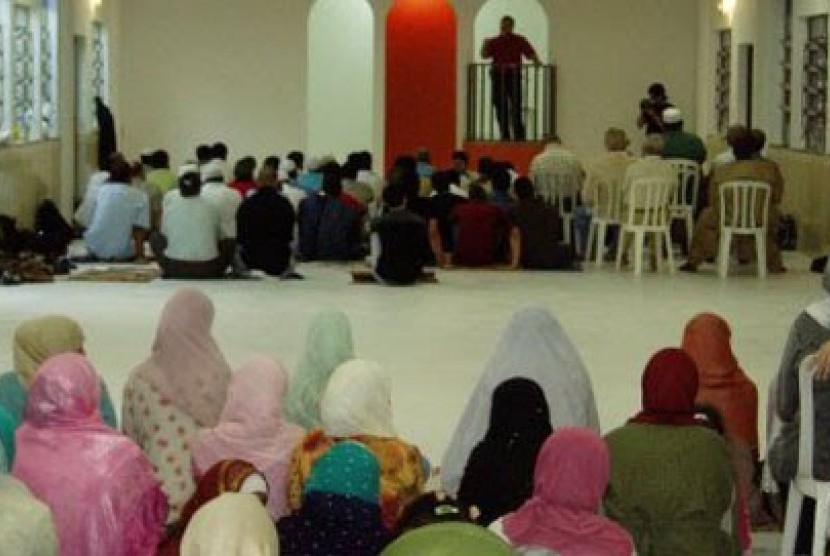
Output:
[[615, 177, 675, 276], [665, 159, 701, 251], [781, 355, 830, 556], [585, 169, 622, 267], [718, 180, 770, 278], [533, 170, 581, 249]]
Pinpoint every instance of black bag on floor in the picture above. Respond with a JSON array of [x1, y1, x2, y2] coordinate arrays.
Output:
[[778, 214, 798, 251], [34, 200, 75, 260]]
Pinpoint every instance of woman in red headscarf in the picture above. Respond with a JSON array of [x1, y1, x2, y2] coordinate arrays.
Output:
[[682, 313, 759, 458], [603, 348, 742, 556]]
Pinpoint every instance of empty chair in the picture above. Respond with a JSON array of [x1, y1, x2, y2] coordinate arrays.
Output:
[[665, 159, 701, 251], [717, 180, 770, 278], [585, 169, 623, 267], [781, 356, 830, 556], [616, 177, 675, 276]]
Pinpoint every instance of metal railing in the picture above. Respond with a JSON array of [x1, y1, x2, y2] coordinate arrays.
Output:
[[466, 63, 557, 142]]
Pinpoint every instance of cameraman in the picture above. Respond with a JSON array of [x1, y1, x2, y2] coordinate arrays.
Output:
[[637, 83, 673, 135]]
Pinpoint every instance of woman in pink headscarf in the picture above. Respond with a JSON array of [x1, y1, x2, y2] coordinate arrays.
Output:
[[489, 427, 634, 556], [192, 357, 305, 520], [13, 353, 167, 556], [123, 288, 232, 522]]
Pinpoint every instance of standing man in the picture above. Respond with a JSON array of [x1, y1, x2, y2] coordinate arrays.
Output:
[[481, 16, 541, 141]]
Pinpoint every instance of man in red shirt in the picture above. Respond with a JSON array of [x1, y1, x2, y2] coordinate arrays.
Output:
[[450, 184, 509, 267], [481, 16, 541, 141]]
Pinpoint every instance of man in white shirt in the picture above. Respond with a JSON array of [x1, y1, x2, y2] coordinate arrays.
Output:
[[529, 135, 585, 254], [82, 155, 150, 261], [200, 161, 241, 240], [152, 165, 231, 278]]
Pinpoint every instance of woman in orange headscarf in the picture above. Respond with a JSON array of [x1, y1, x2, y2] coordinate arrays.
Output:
[[682, 312, 759, 458]]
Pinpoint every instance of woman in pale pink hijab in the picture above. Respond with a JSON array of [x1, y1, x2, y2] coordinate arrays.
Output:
[[490, 427, 634, 556], [192, 357, 305, 520], [13, 353, 167, 556], [123, 288, 232, 522]]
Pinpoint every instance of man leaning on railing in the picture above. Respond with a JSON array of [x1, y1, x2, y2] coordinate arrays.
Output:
[[481, 15, 541, 142]]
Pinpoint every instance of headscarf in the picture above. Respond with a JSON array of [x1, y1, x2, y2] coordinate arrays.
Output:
[[285, 310, 355, 429], [629, 348, 702, 427], [159, 460, 266, 556], [503, 428, 634, 556], [682, 313, 759, 451], [382, 522, 514, 556], [441, 306, 600, 495], [12, 353, 167, 556], [321, 359, 396, 438], [134, 288, 232, 427], [13, 315, 84, 387], [278, 441, 390, 555], [681, 313, 745, 387], [181, 493, 279, 556], [457, 378, 553, 525], [192, 357, 305, 519]]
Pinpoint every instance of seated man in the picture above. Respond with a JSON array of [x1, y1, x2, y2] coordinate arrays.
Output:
[[508, 178, 575, 270], [617, 135, 677, 265], [681, 129, 785, 273], [427, 171, 467, 267], [146, 150, 178, 196], [83, 155, 150, 261], [298, 168, 364, 261], [661, 108, 707, 165], [450, 184, 509, 267], [578, 128, 635, 258], [369, 185, 429, 286], [342, 155, 375, 209], [237, 164, 296, 277], [489, 164, 515, 213], [448, 150, 475, 196], [152, 166, 232, 279]]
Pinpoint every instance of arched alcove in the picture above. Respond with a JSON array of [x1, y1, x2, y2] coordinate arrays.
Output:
[[386, 0, 457, 171], [308, 0, 374, 160], [474, 0, 549, 64]]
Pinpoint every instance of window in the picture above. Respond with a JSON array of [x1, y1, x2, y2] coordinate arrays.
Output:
[[781, 0, 793, 147], [39, 0, 56, 137], [11, 3, 34, 140], [715, 29, 731, 135], [803, 15, 828, 153], [91, 21, 108, 104]]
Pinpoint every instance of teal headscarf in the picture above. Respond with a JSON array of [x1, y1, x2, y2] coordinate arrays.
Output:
[[382, 523, 515, 556], [304, 441, 380, 504], [0, 405, 14, 467], [285, 311, 355, 429]]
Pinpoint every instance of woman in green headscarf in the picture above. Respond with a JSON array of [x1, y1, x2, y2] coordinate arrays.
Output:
[[0, 315, 117, 434], [0, 406, 14, 467], [284, 310, 355, 429]]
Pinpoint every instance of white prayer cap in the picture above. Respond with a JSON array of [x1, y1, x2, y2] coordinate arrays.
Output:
[[200, 160, 225, 181], [662, 107, 683, 124], [178, 163, 200, 178]]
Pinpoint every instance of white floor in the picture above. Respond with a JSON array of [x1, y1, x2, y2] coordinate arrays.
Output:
[[1, 254, 817, 552]]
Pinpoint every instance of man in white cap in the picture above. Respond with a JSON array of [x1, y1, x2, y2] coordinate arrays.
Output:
[[198, 159, 249, 276], [152, 165, 231, 278], [660, 107, 706, 165]]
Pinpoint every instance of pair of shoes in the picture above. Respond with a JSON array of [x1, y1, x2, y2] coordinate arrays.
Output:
[[1, 271, 23, 285], [678, 262, 698, 273], [281, 271, 305, 280], [768, 266, 788, 274]]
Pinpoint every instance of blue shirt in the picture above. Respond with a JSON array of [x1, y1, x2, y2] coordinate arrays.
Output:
[[83, 182, 150, 259], [297, 172, 324, 195]]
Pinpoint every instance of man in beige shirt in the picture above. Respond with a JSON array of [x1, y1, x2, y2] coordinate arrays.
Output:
[[681, 129, 785, 273]]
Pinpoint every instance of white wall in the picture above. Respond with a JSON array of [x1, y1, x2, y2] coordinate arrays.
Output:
[[308, 0, 374, 161], [117, 0, 310, 168]]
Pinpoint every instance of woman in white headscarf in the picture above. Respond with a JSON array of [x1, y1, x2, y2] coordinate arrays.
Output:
[[441, 305, 599, 496], [181, 493, 279, 556], [287, 359, 426, 529], [123, 288, 233, 522], [0, 470, 59, 556]]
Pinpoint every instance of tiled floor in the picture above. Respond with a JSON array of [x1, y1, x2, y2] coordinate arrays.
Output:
[[2, 254, 817, 551]]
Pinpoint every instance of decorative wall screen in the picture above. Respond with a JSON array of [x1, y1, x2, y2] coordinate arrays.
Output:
[[781, 0, 793, 147], [91, 21, 108, 104], [11, 3, 34, 138], [39, 0, 56, 136], [803, 15, 828, 153], [715, 29, 731, 135]]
